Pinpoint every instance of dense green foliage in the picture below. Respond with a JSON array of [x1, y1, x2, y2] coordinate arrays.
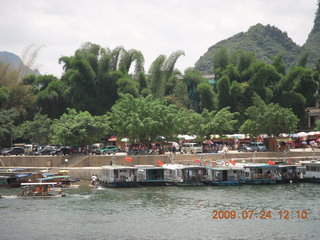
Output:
[[1, 2, 320, 146], [51, 108, 110, 146], [240, 94, 299, 137]]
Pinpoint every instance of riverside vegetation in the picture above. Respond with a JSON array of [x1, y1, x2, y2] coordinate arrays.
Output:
[[1, 2, 320, 147]]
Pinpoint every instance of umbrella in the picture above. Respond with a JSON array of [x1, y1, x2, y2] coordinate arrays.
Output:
[[177, 135, 196, 140], [121, 138, 129, 142], [297, 132, 308, 137], [230, 134, 246, 139], [316, 138, 320, 142]]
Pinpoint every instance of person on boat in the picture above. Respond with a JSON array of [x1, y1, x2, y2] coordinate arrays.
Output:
[[91, 174, 97, 186]]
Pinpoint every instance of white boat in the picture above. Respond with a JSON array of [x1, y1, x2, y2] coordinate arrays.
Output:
[[299, 160, 320, 183], [207, 166, 245, 186], [174, 165, 208, 186], [136, 165, 177, 186], [100, 166, 139, 188]]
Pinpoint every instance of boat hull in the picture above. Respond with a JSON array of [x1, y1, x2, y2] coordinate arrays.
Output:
[[210, 181, 244, 186], [175, 181, 205, 187], [245, 179, 276, 185], [101, 181, 139, 188], [300, 178, 320, 183], [138, 181, 175, 186]]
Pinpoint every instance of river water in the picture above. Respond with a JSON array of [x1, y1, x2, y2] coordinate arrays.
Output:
[[1, 182, 320, 240]]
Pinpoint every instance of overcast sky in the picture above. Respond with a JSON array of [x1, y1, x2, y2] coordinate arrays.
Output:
[[0, 0, 317, 77]]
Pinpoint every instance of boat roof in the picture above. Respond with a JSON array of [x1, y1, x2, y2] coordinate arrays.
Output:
[[135, 165, 156, 168], [37, 175, 70, 181], [300, 160, 320, 165], [180, 165, 207, 170], [21, 182, 58, 186], [212, 167, 245, 171], [277, 165, 300, 168], [243, 164, 278, 168], [162, 164, 184, 169], [102, 165, 137, 170]]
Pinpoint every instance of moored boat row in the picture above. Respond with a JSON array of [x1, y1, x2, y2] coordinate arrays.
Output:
[[99, 160, 320, 187]]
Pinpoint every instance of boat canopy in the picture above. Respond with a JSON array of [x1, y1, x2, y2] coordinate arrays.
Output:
[[244, 164, 278, 168], [21, 182, 58, 186], [212, 167, 245, 171], [37, 175, 70, 181]]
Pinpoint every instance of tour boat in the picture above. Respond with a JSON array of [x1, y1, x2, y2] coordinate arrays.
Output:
[[207, 166, 245, 186], [276, 164, 301, 183], [243, 163, 278, 184], [136, 165, 176, 186], [17, 182, 65, 198], [0, 172, 33, 188], [175, 165, 208, 186], [100, 166, 139, 188], [299, 160, 320, 183], [36, 175, 80, 189]]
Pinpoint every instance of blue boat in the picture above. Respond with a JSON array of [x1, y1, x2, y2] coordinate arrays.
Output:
[[277, 165, 300, 183]]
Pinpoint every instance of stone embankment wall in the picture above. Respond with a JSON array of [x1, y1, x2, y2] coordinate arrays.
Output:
[[0, 152, 318, 180], [0, 151, 318, 168]]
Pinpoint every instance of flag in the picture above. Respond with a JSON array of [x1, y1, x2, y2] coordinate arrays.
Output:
[[158, 160, 164, 167], [268, 160, 275, 166], [287, 159, 292, 165], [194, 159, 201, 163], [229, 160, 236, 166], [125, 157, 133, 162]]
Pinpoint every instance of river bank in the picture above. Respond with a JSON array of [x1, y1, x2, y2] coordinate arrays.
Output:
[[1, 182, 319, 240]]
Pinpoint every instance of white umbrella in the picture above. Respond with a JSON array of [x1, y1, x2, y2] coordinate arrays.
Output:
[[297, 132, 308, 137], [121, 138, 129, 142]]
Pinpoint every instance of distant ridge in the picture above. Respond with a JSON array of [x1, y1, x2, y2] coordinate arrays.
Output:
[[195, 2, 320, 74], [303, 0, 320, 67], [0, 51, 40, 79]]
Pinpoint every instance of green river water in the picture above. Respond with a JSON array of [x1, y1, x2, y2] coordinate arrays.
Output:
[[0, 182, 319, 240]]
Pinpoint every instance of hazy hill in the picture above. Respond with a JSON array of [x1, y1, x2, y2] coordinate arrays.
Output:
[[195, 24, 302, 74], [195, 2, 320, 74], [0, 51, 40, 78], [303, 1, 320, 68]]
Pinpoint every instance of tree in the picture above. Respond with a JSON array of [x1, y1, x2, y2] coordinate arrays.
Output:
[[230, 81, 244, 112], [59, 42, 144, 115], [183, 68, 203, 111], [314, 119, 320, 131], [116, 76, 138, 97], [217, 75, 231, 108], [213, 47, 229, 77], [197, 107, 238, 138], [0, 109, 19, 146], [15, 113, 52, 145], [51, 108, 110, 146], [110, 94, 178, 142], [35, 79, 68, 119], [240, 94, 298, 136], [148, 51, 184, 98], [272, 54, 286, 75], [197, 83, 216, 111], [298, 52, 309, 67]]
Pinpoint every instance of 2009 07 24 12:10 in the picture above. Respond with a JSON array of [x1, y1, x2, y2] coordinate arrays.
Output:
[[211, 210, 308, 220]]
